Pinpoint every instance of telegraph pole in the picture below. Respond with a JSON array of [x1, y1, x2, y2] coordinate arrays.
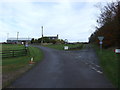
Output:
[[17, 32, 19, 44], [7, 33, 9, 40], [41, 26, 43, 44]]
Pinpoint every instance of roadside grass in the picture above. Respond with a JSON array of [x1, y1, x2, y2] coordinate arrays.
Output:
[[2, 44, 43, 88], [92, 44, 119, 87], [3, 46, 43, 72], [44, 44, 83, 50]]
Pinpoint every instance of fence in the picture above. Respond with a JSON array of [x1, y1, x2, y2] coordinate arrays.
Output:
[[0, 48, 28, 58], [69, 46, 83, 50]]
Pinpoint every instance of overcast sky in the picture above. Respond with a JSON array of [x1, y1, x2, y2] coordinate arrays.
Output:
[[0, 0, 116, 42]]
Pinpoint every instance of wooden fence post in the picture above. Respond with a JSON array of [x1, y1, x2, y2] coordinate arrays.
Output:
[[13, 50, 14, 57], [1, 48, 28, 58]]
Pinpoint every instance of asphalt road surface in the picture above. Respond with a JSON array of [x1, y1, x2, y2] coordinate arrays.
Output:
[[10, 45, 115, 88]]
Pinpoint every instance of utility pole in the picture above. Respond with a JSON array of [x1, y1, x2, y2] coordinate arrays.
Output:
[[7, 33, 9, 40], [41, 26, 43, 44], [17, 32, 19, 44], [6, 33, 9, 43]]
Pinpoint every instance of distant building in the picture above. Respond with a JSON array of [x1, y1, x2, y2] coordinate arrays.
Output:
[[7, 38, 32, 44], [43, 34, 58, 40]]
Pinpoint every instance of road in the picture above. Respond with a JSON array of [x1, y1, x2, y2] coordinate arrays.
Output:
[[10, 45, 115, 88]]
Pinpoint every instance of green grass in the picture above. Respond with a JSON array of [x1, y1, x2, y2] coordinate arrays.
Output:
[[2, 46, 43, 73], [92, 44, 119, 87], [2, 44, 44, 88], [2, 44, 25, 50], [44, 44, 83, 50]]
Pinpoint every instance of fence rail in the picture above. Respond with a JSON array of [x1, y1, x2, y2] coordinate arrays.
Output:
[[0, 49, 27, 58], [69, 46, 83, 50]]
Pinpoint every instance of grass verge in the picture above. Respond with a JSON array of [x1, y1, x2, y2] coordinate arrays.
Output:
[[2, 46, 44, 88], [92, 44, 119, 88], [44, 44, 83, 50]]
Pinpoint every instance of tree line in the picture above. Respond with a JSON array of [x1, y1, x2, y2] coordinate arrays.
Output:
[[31, 37, 65, 44], [89, 1, 120, 48]]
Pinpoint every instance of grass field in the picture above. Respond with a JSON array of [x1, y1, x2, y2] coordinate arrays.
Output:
[[2, 44, 43, 88], [2, 44, 25, 50], [2, 46, 43, 72], [44, 44, 83, 50], [92, 44, 119, 87], [1, 44, 28, 58]]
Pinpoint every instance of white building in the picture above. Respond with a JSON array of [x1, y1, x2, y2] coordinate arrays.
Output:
[[7, 38, 32, 44]]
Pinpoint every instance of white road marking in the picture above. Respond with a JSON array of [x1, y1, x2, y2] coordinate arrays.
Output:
[[89, 65, 103, 74], [96, 71, 103, 74], [75, 57, 103, 74], [90, 62, 101, 68], [95, 65, 100, 67], [91, 67, 97, 71]]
